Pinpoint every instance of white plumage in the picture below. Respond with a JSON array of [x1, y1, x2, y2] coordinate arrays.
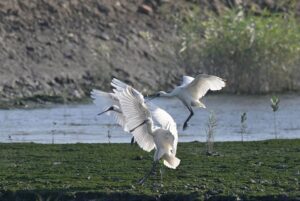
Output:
[[155, 74, 226, 130], [91, 78, 180, 155], [117, 86, 180, 166], [91, 78, 182, 184], [150, 107, 178, 156], [91, 89, 128, 131], [91, 78, 155, 135], [116, 86, 180, 184]]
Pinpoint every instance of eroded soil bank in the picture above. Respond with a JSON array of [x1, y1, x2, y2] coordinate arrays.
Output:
[[1, 0, 300, 108]]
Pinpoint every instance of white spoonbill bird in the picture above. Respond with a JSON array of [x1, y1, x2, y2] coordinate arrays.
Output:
[[116, 86, 180, 184], [91, 78, 171, 147], [91, 79, 143, 144], [153, 74, 226, 130]]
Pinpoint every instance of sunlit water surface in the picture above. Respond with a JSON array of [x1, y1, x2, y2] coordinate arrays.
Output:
[[0, 95, 299, 143]]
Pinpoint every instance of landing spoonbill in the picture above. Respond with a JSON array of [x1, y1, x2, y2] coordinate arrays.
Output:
[[116, 86, 180, 184]]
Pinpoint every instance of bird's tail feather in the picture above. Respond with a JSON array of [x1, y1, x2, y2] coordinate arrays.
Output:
[[163, 155, 180, 169]]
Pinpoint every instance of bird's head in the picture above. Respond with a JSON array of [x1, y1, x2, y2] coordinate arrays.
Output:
[[153, 91, 168, 98], [98, 105, 120, 116], [156, 91, 167, 96], [146, 91, 163, 102]]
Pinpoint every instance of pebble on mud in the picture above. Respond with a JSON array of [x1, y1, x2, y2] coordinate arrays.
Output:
[[138, 4, 153, 15]]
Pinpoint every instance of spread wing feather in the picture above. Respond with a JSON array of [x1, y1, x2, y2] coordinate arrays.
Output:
[[91, 89, 127, 131], [111, 78, 144, 100], [91, 89, 118, 108], [116, 87, 155, 152], [185, 74, 226, 100], [179, 75, 195, 87]]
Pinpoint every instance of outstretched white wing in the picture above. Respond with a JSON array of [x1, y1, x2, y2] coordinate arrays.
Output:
[[111, 78, 144, 100], [91, 89, 118, 108], [91, 89, 127, 131], [117, 87, 155, 152], [179, 75, 195, 87], [185, 74, 226, 100], [111, 78, 129, 92], [151, 107, 178, 154]]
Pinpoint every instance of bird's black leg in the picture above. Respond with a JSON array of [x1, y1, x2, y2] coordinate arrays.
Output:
[[183, 107, 194, 130], [138, 161, 158, 185], [130, 137, 135, 145], [160, 163, 164, 186]]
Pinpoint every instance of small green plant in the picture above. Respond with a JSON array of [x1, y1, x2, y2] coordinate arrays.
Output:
[[270, 95, 280, 139], [96, 43, 111, 59], [139, 31, 152, 41], [138, 30, 155, 52], [206, 111, 217, 155], [107, 129, 112, 144], [35, 193, 58, 201], [240, 112, 247, 142]]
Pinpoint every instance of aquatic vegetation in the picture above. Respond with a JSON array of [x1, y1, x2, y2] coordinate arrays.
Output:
[[270, 96, 280, 139], [205, 111, 217, 155], [240, 112, 247, 142], [107, 130, 112, 144]]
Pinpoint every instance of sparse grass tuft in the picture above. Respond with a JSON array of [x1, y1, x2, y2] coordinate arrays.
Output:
[[206, 111, 217, 154], [270, 95, 280, 139], [240, 112, 247, 142]]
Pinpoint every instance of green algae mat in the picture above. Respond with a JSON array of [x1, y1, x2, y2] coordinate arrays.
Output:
[[0, 140, 299, 201]]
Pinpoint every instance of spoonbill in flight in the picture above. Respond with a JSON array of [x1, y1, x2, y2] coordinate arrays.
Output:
[[152, 74, 226, 130]]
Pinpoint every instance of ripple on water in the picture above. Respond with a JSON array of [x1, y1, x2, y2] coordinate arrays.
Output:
[[0, 95, 299, 143]]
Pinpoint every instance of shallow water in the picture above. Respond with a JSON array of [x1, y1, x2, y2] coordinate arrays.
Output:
[[0, 94, 299, 143]]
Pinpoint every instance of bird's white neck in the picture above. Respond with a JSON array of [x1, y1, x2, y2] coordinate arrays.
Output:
[[146, 118, 156, 135]]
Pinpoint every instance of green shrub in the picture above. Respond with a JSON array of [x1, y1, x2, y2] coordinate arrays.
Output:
[[178, 7, 300, 93]]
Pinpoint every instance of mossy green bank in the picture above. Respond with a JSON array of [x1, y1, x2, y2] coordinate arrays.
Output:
[[0, 140, 299, 200]]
